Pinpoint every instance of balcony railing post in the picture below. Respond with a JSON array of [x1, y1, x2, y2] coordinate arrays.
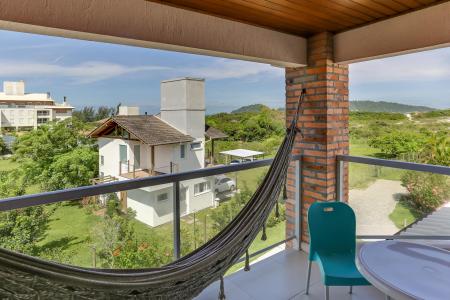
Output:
[[173, 181, 181, 260], [295, 157, 302, 251], [336, 158, 344, 202]]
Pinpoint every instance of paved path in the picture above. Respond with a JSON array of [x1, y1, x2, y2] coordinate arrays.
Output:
[[349, 179, 406, 236]]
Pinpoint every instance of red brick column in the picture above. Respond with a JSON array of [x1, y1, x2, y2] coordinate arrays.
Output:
[[285, 32, 349, 248]]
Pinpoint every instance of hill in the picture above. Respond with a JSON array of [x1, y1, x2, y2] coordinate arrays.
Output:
[[350, 101, 433, 113], [231, 104, 269, 114]]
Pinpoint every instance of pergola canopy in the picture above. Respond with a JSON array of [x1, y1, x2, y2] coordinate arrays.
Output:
[[220, 149, 264, 158]]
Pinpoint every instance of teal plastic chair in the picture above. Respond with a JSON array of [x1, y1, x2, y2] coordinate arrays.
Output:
[[306, 202, 370, 300]]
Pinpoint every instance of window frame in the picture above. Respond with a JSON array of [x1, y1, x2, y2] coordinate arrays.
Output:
[[194, 181, 211, 196], [190, 142, 202, 150], [180, 144, 186, 159], [157, 192, 169, 202]]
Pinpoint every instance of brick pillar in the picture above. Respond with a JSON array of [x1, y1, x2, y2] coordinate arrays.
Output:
[[285, 32, 349, 249]]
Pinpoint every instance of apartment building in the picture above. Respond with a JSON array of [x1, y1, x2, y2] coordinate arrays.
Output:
[[0, 81, 74, 130]]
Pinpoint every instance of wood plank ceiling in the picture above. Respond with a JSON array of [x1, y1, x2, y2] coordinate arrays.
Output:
[[147, 0, 444, 36]]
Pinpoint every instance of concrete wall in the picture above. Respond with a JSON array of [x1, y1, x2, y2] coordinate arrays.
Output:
[[0, 0, 306, 67], [334, 1, 450, 63]]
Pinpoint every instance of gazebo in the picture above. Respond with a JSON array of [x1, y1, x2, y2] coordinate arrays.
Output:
[[220, 149, 265, 165]]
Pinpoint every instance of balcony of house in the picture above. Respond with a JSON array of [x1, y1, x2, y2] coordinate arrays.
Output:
[[0, 153, 447, 299], [118, 160, 178, 179]]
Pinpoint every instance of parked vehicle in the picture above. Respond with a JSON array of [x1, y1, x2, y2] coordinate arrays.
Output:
[[215, 175, 236, 193]]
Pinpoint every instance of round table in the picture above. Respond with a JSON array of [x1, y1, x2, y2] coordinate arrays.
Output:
[[357, 240, 450, 300]]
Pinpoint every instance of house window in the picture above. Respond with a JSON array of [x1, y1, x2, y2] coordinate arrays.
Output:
[[100, 172, 104, 178], [180, 144, 186, 159], [119, 145, 127, 163], [190, 142, 202, 150], [37, 118, 48, 124], [157, 193, 168, 201], [194, 181, 211, 195], [100, 155, 104, 166]]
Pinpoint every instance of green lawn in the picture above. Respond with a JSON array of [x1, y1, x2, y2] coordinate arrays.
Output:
[[0, 158, 19, 172], [39, 202, 100, 266], [226, 221, 285, 274], [389, 201, 422, 229], [349, 141, 404, 189]]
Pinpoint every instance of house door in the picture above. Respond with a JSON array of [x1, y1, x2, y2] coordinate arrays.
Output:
[[119, 145, 127, 173], [134, 145, 140, 169], [119, 145, 127, 162]]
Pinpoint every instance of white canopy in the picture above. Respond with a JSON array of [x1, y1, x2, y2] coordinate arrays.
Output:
[[219, 149, 264, 158]]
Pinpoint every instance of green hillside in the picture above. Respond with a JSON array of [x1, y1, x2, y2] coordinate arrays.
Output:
[[350, 100, 433, 113], [231, 104, 269, 113]]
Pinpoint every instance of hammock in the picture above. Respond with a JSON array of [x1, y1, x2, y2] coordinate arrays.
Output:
[[0, 90, 305, 300]]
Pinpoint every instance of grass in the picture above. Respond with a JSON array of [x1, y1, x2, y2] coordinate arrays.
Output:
[[39, 202, 100, 267], [349, 141, 404, 189], [226, 221, 286, 274], [389, 201, 422, 229], [0, 158, 19, 172]]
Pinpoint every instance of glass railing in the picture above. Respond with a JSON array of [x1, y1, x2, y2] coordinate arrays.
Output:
[[0, 157, 296, 270], [337, 155, 450, 242]]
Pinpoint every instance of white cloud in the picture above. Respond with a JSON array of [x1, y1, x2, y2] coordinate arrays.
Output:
[[350, 48, 450, 84], [0, 57, 283, 85], [179, 59, 284, 80], [0, 60, 169, 84]]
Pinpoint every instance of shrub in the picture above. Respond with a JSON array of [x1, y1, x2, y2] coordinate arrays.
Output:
[[401, 172, 450, 213]]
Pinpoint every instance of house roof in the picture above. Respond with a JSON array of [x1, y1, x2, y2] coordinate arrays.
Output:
[[205, 125, 228, 140], [89, 115, 194, 146]]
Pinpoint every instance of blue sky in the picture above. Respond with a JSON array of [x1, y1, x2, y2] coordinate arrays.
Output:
[[0, 30, 449, 113]]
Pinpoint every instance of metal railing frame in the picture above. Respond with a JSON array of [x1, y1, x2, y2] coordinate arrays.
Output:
[[0, 153, 448, 261], [0, 154, 302, 261]]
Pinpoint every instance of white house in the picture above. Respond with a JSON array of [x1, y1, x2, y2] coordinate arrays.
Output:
[[0, 81, 74, 130], [89, 78, 227, 227]]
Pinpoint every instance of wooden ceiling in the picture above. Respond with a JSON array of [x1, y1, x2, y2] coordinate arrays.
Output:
[[147, 0, 444, 36]]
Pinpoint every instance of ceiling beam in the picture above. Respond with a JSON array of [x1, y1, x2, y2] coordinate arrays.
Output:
[[334, 1, 450, 64], [0, 0, 306, 67]]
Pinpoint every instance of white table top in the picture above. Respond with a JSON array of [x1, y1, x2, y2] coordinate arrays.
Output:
[[357, 241, 450, 300]]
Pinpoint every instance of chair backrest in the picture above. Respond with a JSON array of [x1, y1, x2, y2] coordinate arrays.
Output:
[[308, 202, 356, 260]]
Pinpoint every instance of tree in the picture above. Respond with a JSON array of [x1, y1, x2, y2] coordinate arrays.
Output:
[[91, 201, 172, 268], [72, 106, 96, 123], [0, 170, 50, 255], [46, 147, 98, 190], [96, 106, 115, 120], [12, 119, 96, 190], [368, 131, 426, 158], [400, 133, 450, 213]]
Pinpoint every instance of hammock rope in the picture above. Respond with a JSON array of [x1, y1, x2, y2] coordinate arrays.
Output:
[[0, 90, 306, 299]]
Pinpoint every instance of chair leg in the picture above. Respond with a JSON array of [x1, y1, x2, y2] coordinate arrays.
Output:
[[349, 286, 352, 294], [325, 286, 329, 300], [305, 260, 312, 295]]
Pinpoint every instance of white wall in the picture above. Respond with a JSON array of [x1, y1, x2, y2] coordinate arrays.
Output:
[[127, 177, 214, 227], [160, 78, 205, 138], [98, 137, 150, 177]]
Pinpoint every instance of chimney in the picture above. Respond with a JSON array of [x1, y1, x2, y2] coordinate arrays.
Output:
[[160, 78, 205, 139], [118, 106, 140, 116]]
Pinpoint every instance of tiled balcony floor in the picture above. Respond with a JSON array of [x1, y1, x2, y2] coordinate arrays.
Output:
[[196, 249, 385, 300]]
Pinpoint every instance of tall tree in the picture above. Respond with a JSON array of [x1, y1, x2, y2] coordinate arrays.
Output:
[[12, 119, 97, 190], [0, 170, 50, 254]]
